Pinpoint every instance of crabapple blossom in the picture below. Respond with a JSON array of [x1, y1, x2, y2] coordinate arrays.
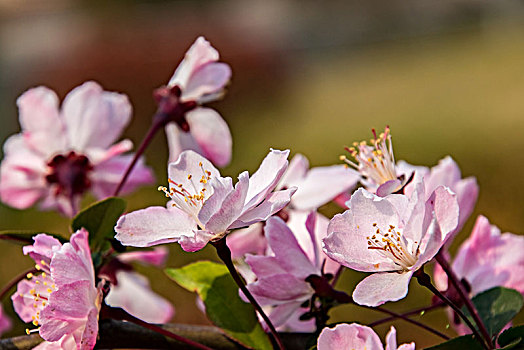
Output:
[[12, 230, 102, 349], [228, 153, 359, 259], [434, 215, 524, 335], [323, 180, 459, 306], [160, 36, 232, 167], [104, 247, 174, 324], [317, 323, 415, 350], [244, 214, 338, 331], [0, 81, 154, 217], [115, 149, 295, 252]]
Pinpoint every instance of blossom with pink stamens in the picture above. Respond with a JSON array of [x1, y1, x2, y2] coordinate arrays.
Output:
[[162, 36, 232, 167], [434, 215, 524, 335], [317, 323, 415, 350], [0, 81, 154, 217], [115, 149, 295, 252], [323, 180, 459, 306]]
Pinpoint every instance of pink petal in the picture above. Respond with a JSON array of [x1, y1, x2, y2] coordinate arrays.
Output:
[[243, 149, 290, 211], [105, 271, 174, 323], [117, 247, 168, 267], [168, 150, 221, 195], [185, 108, 232, 167], [278, 153, 309, 189], [376, 179, 402, 197], [165, 123, 200, 164], [247, 274, 312, 301], [227, 223, 266, 259], [453, 176, 479, 232], [231, 188, 296, 229], [317, 323, 384, 350], [90, 154, 155, 199], [352, 271, 413, 307], [385, 326, 398, 350], [198, 176, 234, 225], [204, 171, 249, 233], [61, 81, 131, 150], [182, 63, 232, 103], [12, 279, 39, 323], [23, 234, 63, 269], [16, 86, 66, 157], [168, 36, 220, 89], [115, 206, 197, 247], [290, 165, 359, 211], [427, 186, 459, 246], [178, 230, 215, 252], [264, 217, 318, 279], [245, 255, 287, 278], [0, 305, 11, 336]]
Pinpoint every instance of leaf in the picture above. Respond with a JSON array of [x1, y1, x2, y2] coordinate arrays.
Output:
[[498, 326, 524, 349], [0, 230, 67, 245], [71, 197, 126, 252], [461, 287, 524, 337], [166, 261, 272, 350], [424, 335, 484, 350]]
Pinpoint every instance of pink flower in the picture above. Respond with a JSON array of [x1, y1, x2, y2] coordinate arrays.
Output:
[[0, 81, 154, 217], [317, 323, 415, 350], [0, 304, 12, 337], [104, 247, 174, 324], [323, 180, 459, 307], [244, 213, 338, 331], [227, 153, 359, 259], [12, 230, 102, 349], [434, 215, 524, 335], [162, 36, 232, 167], [115, 149, 295, 252]]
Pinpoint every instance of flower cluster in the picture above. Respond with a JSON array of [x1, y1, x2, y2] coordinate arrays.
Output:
[[1, 35, 523, 350]]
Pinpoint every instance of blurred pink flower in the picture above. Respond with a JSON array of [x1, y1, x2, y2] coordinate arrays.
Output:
[[323, 180, 459, 306], [0, 81, 154, 217], [0, 304, 12, 337], [228, 153, 358, 259], [434, 215, 524, 335], [115, 149, 295, 252], [162, 36, 232, 167], [104, 247, 174, 324], [317, 323, 415, 350], [244, 213, 337, 331], [12, 230, 102, 349]]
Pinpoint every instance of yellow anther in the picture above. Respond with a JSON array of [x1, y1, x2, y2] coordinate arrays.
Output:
[[25, 329, 31, 335], [35, 281, 40, 284], [42, 272, 46, 278], [42, 301, 46, 306], [199, 162, 203, 166], [32, 320, 39, 326], [187, 174, 192, 180], [29, 289, 36, 295], [339, 155, 346, 161], [26, 273, 33, 279], [33, 303, 38, 308], [40, 260, 46, 266], [46, 288, 52, 293]]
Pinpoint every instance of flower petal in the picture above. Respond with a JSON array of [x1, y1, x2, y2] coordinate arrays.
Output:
[[247, 274, 312, 302], [115, 206, 197, 247], [317, 323, 384, 350], [352, 271, 413, 307], [117, 247, 168, 267], [182, 63, 231, 103], [62, 81, 131, 150]]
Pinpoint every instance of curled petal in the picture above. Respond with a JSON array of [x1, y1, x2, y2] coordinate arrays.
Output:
[[352, 271, 413, 307]]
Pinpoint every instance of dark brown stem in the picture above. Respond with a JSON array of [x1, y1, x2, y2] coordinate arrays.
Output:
[[367, 301, 444, 327], [0, 268, 38, 301], [435, 252, 494, 348], [212, 238, 286, 350], [113, 120, 163, 196], [101, 306, 213, 350], [413, 268, 489, 349]]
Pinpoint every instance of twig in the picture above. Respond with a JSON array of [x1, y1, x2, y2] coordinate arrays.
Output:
[[368, 301, 444, 327]]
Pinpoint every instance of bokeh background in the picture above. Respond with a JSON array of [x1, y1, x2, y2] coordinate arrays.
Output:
[[1, 0, 524, 347]]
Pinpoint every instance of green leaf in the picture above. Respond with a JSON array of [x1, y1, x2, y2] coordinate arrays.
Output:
[[461, 287, 524, 337], [166, 261, 272, 350], [71, 197, 126, 252], [0, 230, 67, 245], [424, 335, 484, 350], [498, 326, 524, 349]]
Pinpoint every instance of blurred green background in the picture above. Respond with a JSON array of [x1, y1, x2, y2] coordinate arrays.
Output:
[[1, 0, 524, 347]]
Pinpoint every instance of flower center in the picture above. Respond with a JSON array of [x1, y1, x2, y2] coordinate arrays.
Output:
[[45, 151, 93, 198], [158, 161, 213, 227], [19, 261, 57, 334], [340, 126, 398, 188], [366, 223, 418, 270]]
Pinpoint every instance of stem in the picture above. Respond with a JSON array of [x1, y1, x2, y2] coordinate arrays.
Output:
[[102, 306, 213, 350], [212, 238, 286, 350], [413, 268, 490, 350], [435, 252, 494, 349], [113, 120, 162, 196], [368, 301, 444, 327], [306, 275, 449, 340], [0, 268, 38, 300]]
